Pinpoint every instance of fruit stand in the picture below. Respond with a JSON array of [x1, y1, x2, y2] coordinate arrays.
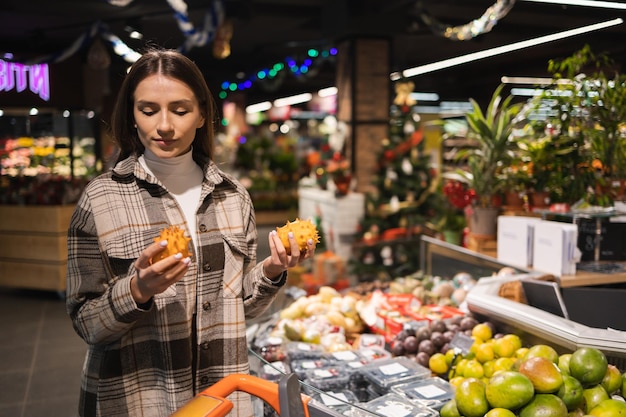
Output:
[[241, 234, 626, 417]]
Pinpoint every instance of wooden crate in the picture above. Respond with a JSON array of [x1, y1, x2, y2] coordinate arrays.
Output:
[[466, 233, 498, 258], [0, 205, 74, 292]]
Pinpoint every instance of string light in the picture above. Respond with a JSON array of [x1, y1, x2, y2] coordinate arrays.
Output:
[[218, 47, 338, 99]]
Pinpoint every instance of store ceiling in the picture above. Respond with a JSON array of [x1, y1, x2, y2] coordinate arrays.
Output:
[[1, 0, 625, 107]]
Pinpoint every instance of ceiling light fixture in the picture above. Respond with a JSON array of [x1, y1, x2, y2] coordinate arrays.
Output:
[[273, 93, 313, 107], [318, 86, 337, 97], [391, 18, 623, 80], [245, 101, 272, 114], [519, 0, 626, 10]]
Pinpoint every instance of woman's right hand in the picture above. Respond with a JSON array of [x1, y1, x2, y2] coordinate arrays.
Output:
[[130, 239, 191, 304]]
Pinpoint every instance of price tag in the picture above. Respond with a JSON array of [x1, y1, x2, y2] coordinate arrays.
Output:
[[450, 332, 474, 354]]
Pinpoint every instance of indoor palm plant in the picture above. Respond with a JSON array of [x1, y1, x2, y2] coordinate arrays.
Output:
[[452, 84, 522, 236]]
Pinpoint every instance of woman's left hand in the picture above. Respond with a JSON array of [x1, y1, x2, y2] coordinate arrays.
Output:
[[262, 230, 315, 279]]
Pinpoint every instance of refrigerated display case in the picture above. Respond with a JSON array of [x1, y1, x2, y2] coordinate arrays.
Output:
[[0, 109, 100, 293]]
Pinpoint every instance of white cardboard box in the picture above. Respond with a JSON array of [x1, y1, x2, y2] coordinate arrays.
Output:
[[532, 220, 579, 276], [497, 216, 542, 269]]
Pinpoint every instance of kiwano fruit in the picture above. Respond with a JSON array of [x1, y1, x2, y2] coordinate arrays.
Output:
[[275, 218, 320, 255], [151, 225, 192, 263]]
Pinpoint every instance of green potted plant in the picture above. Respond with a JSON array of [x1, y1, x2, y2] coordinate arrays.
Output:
[[535, 45, 626, 206], [452, 83, 522, 236]]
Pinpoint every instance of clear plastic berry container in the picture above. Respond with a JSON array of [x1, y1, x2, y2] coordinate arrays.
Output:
[[350, 392, 437, 417], [285, 341, 325, 360], [391, 376, 454, 410], [358, 355, 431, 393]]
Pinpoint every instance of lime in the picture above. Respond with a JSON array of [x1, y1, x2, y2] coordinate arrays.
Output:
[[455, 377, 489, 417], [582, 385, 609, 414], [486, 370, 535, 410], [519, 393, 568, 417], [557, 374, 584, 411], [519, 356, 564, 393], [588, 398, 626, 416], [569, 347, 608, 387], [622, 371, 626, 397]]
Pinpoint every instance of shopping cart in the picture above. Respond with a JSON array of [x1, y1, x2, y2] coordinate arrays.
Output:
[[170, 373, 345, 417]]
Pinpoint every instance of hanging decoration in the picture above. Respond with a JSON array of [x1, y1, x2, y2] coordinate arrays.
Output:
[[167, 0, 226, 54], [21, 0, 225, 65], [416, 0, 516, 41], [212, 19, 234, 59]]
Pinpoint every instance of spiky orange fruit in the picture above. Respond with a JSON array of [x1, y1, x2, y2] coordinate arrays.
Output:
[[276, 218, 320, 255], [151, 225, 192, 263]]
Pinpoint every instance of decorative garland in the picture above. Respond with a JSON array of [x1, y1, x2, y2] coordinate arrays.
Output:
[[24, 0, 225, 65], [416, 0, 516, 41], [218, 47, 338, 99]]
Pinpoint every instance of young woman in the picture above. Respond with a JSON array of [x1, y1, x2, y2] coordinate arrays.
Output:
[[66, 48, 315, 417]]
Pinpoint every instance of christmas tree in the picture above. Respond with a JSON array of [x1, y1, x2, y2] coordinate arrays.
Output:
[[350, 80, 442, 281]]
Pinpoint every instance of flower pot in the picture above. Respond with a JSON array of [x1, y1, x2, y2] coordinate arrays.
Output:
[[530, 191, 550, 209], [332, 175, 352, 196], [469, 206, 499, 238], [504, 190, 525, 210], [443, 230, 462, 246]]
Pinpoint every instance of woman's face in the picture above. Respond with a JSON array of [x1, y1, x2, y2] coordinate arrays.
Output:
[[133, 73, 205, 158]]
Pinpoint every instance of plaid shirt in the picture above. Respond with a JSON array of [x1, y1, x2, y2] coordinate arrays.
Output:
[[66, 155, 285, 417]]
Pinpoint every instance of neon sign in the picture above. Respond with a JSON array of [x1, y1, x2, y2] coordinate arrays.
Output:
[[0, 59, 50, 101]]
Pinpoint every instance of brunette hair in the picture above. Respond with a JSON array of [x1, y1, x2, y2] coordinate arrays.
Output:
[[110, 48, 217, 164]]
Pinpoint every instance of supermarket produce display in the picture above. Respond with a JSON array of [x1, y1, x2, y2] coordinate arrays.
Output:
[[245, 266, 626, 417]]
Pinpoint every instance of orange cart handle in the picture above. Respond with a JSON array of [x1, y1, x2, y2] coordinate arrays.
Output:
[[171, 374, 312, 417]]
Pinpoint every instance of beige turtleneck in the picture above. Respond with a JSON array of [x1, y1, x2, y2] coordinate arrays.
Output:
[[139, 148, 203, 250]]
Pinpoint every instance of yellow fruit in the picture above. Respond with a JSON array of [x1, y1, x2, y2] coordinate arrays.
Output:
[[483, 360, 496, 378], [516, 347, 530, 359], [588, 398, 626, 416], [486, 370, 535, 410], [276, 218, 320, 255], [493, 334, 521, 358], [558, 353, 572, 375], [485, 408, 517, 417], [464, 359, 485, 379], [558, 374, 584, 411], [582, 385, 609, 414], [472, 323, 493, 342], [475, 342, 495, 364], [569, 347, 608, 387], [429, 352, 449, 375], [622, 371, 626, 397], [455, 377, 489, 417], [601, 364, 622, 395], [454, 358, 469, 377], [494, 357, 516, 373], [519, 356, 564, 393], [151, 225, 191, 263], [525, 344, 560, 363], [445, 348, 461, 366], [448, 376, 465, 390], [519, 394, 568, 417]]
